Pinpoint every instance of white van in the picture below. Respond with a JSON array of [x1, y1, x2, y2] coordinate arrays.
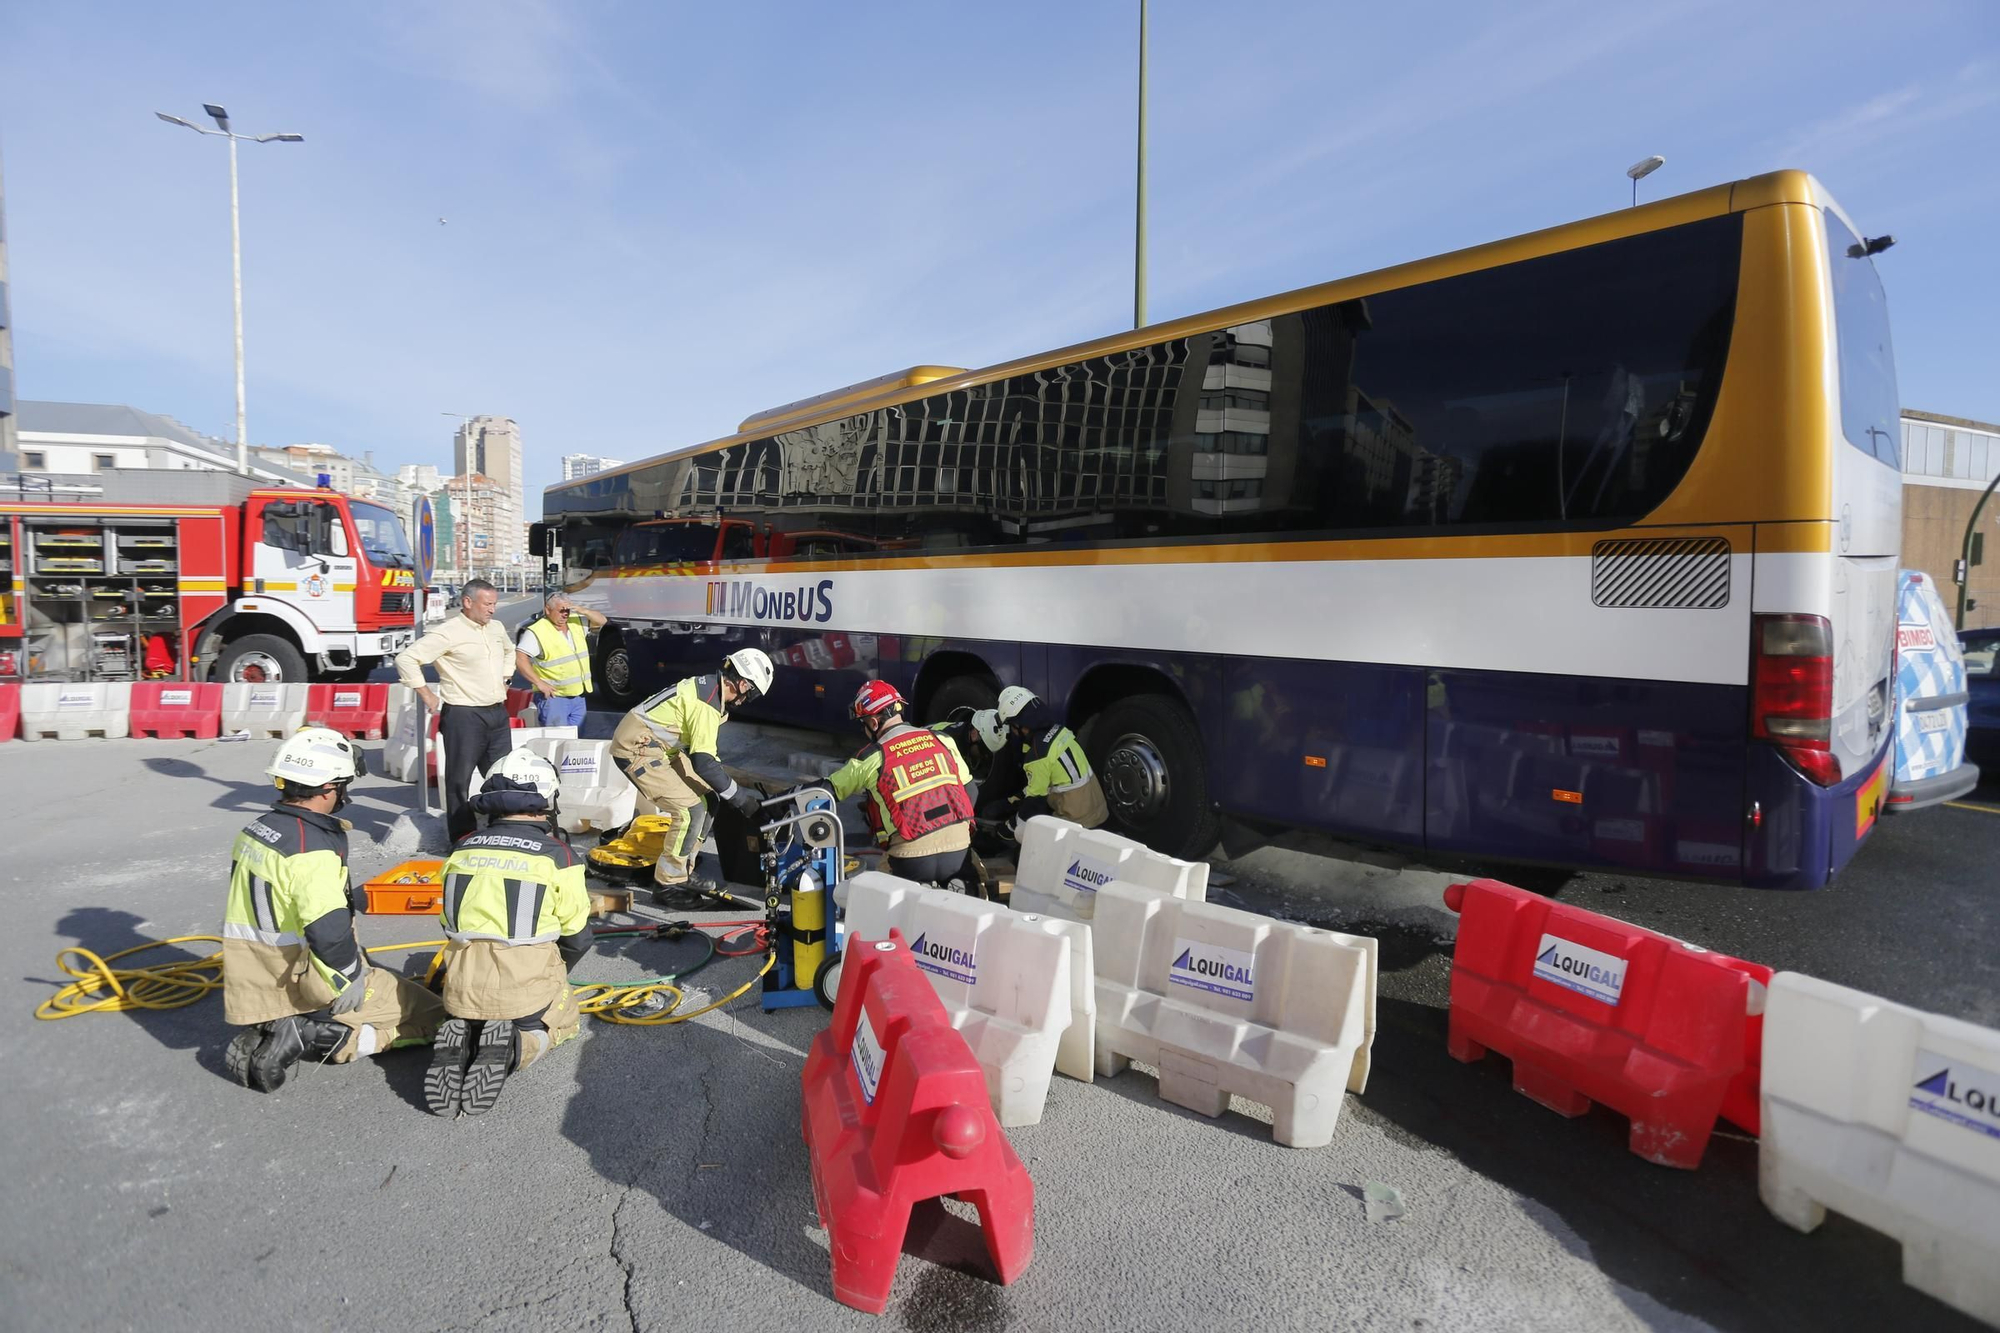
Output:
[[1885, 569, 1978, 812]]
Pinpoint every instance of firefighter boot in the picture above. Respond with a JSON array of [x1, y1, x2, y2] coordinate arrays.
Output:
[[244, 1015, 349, 1092]]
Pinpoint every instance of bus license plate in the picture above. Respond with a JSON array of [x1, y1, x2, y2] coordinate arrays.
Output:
[[1917, 711, 1950, 734], [1855, 760, 1889, 838]]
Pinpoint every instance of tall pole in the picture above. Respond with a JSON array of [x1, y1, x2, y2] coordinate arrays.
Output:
[[228, 133, 247, 475], [1134, 0, 1149, 330]]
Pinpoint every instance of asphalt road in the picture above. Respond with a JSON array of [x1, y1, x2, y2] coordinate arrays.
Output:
[[0, 725, 1992, 1333]]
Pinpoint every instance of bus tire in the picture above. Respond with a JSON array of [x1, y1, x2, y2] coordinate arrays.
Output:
[[214, 634, 308, 685], [1084, 693, 1219, 860], [925, 674, 1000, 782], [596, 633, 641, 708], [924, 673, 998, 724]]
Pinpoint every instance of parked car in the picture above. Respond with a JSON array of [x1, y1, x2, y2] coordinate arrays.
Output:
[[423, 584, 453, 623], [1960, 626, 2000, 774], [1885, 569, 1979, 813]]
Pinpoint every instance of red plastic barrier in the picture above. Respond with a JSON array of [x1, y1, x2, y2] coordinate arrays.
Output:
[[1443, 878, 1771, 1167], [129, 683, 224, 739], [0, 683, 17, 742], [505, 686, 535, 722], [801, 930, 1034, 1314], [306, 683, 390, 739]]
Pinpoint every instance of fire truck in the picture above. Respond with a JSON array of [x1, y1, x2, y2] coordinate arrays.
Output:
[[0, 476, 418, 684]]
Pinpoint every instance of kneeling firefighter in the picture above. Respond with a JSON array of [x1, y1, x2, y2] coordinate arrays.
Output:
[[222, 728, 446, 1093], [426, 750, 593, 1117], [823, 680, 976, 885], [606, 649, 774, 901], [975, 686, 1109, 833]]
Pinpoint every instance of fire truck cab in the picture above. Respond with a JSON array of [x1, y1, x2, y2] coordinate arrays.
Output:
[[0, 482, 417, 684]]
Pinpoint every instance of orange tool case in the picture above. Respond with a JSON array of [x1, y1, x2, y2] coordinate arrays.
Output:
[[363, 860, 445, 915]]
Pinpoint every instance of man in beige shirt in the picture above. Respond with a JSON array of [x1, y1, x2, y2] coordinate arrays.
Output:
[[395, 578, 517, 842]]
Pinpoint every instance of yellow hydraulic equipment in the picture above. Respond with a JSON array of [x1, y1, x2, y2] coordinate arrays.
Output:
[[587, 814, 675, 880]]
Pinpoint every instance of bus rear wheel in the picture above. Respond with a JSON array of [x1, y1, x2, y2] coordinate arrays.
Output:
[[1084, 693, 1219, 861], [597, 635, 640, 708]]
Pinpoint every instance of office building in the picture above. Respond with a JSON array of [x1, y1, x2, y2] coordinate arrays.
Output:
[[453, 416, 524, 565], [562, 453, 625, 480]]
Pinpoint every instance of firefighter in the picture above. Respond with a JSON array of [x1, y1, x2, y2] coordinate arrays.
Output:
[[978, 686, 1110, 832], [425, 750, 593, 1117], [606, 649, 773, 900], [824, 680, 976, 885], [222, 728, 445, 1093]]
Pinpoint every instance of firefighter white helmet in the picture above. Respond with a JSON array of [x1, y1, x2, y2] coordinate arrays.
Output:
[[972, 708, 1008, 752], [267, 726, 363, 785], [995, 686, 1038, 723], [724, 648, 775, 700], [484, 748, 560, 806]]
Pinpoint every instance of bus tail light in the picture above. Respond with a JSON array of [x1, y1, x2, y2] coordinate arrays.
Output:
[[1752, 613, 1839, 786]]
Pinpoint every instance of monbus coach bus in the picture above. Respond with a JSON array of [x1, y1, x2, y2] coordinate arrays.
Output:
[[540, 170, 1901, 889]]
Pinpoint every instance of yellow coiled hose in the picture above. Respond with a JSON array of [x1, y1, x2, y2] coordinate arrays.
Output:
[[35, 935, 771, 1027]]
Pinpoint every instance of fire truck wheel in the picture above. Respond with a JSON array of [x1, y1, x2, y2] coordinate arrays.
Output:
[[215, 634, 309, 684]]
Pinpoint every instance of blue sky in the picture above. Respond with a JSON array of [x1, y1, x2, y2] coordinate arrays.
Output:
[[3, 1, 1996, 515]]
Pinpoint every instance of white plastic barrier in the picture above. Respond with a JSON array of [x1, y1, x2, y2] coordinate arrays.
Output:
[[1760, 972, 2000, 1325], [221, 683, 309, 738], [469, 727, 580, 793], [552, 739, 637, 834], [381, 689, 434, 783], [1091, 881, 1377, 1148], [1011, 816, 1207, 922], [844, 871, 1081, 1127], [18, 682, 132, 740]]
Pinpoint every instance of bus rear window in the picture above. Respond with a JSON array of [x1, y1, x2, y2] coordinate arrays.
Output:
[[1825, 211, 1901, 467]]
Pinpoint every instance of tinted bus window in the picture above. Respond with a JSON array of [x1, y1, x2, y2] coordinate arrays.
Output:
[[1825, 211, 1901, 467], [560, 214, 1742, 553]]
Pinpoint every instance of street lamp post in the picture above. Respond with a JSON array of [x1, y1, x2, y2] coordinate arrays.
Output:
[[1134, 0, 1149, 330], [155, 105, 303, 476], [1627, 154, 1665, 208]]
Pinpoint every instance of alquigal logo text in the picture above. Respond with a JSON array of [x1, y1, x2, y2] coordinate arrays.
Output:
[[1910, 1058, 2000, 1140], [1531, 934, 1628, 1005], [1170, 946, 1255, 1002], [908, 932, 977, 985]]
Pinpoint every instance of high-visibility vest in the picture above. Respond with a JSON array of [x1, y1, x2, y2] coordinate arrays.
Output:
[[634, 675, 726, 755], [439, 825, 590, 946], [1020, 725, 1094, 797], [527, 616, 593, 696], [863, 725, 975, 843], [221, 805, 360, 1023]]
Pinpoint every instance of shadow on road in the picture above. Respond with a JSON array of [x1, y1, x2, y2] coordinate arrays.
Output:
[[1353, 996, 1989, 1333], [139, 753, 412, 843], [38, 907, 221, 1062]]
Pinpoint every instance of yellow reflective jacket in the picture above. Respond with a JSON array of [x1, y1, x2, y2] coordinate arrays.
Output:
[[1020, 725, 1094, 798], [439, 824, 591, 946], [633, 674, 727, 759], [222, 803, 363, 1025], [526, 615, 592, 696]]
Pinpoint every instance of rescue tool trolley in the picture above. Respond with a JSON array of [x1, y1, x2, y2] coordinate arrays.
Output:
[[0, 484, 418, 685], [757, 785, 847, 1011]]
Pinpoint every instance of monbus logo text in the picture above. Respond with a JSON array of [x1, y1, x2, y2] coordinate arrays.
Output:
[[704, 578, 834, 624]]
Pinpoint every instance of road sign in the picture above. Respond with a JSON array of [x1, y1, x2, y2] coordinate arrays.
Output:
[[414, 495, 435, 585]]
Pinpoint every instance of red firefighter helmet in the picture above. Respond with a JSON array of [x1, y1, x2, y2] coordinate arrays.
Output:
[[851, 679, 905, 720]]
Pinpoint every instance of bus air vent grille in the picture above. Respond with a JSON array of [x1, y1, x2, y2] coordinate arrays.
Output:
[[1590, 537, 1731, 609]]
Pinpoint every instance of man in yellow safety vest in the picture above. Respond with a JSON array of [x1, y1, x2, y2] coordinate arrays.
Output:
[[515, 591, 608, 728]]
